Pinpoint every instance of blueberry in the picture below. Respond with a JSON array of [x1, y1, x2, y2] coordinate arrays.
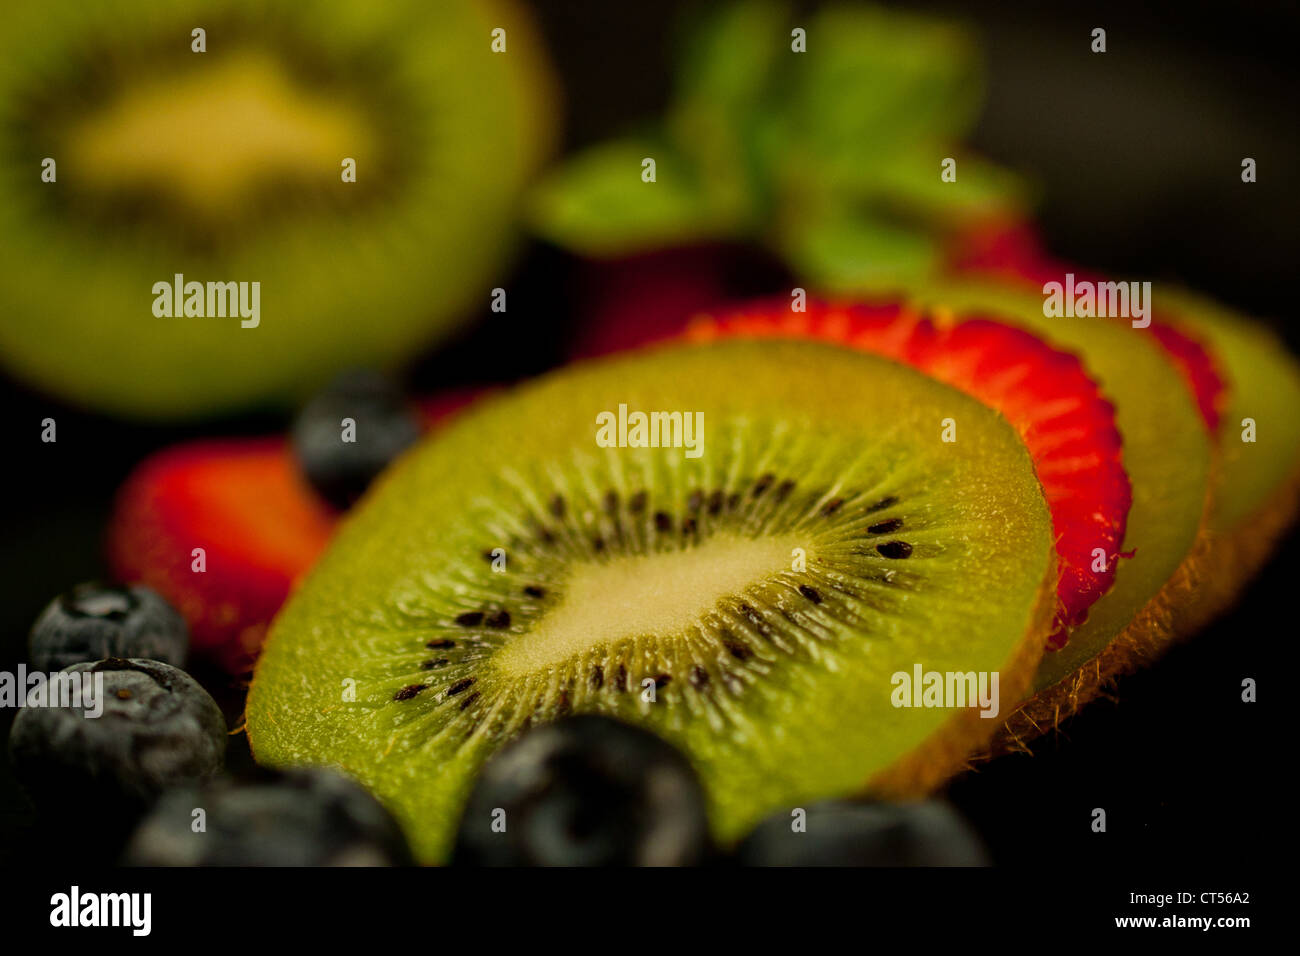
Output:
[[734, 799, 990, 866], [7, 659, 226, 819], [123, 767, 412, 866], [291, 369, 421, 509], [452, 715, 710, 866], [27, 583, 189, 673]]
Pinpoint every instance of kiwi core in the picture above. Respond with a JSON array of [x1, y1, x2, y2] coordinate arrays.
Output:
[[495, 533, 805, 675], [67, 51, 371, 215]]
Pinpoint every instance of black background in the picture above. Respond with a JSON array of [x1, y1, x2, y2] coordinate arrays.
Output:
[[0, 0, 1293, 876]]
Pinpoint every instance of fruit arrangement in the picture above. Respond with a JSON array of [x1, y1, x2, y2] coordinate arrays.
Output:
[[18, 276, 1291, 865], [2, 1, 1294, 871]]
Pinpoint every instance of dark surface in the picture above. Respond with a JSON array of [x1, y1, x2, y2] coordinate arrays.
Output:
[[0, 1, 1292, 869]]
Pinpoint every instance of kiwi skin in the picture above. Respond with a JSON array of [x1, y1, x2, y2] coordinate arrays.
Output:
[[994, 479, 1294, 752], [992, 519, 1210, 753], [993, 291, 1300, 752]]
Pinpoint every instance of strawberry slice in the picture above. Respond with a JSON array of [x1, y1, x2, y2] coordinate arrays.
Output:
[[946, 219, 1226, 433], [106, 389, 485, 672], [107, 438, 332, 673], [686, 300, 1133, 650]]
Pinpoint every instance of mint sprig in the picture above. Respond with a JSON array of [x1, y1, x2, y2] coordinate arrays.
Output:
[[529, 2, 1028, 290]]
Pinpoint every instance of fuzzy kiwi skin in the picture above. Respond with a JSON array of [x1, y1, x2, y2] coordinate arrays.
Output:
[[992, 291, 1300, 751], [992, 519, 1209, 752], [0, 0, 557, 419], [247, 340, 1059, 863]]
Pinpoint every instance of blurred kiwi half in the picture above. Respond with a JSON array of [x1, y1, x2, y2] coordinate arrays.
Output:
[[0, 0, 556, 418]]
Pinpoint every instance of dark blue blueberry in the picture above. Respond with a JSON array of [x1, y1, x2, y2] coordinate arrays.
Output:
[[7, 658, 225, 818], [123, 767, 412, 866], [28, 583, 188, 673], [734, 799, 989, 866], [291, 368, 421, 510], [452, 715, 710, 866]]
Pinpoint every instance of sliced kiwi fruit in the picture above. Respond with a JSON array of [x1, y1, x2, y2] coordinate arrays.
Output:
[[0, 0, 554, 418], [904, 278, 1212, 737], [1157, 288, 1300, 625], [248, 340, 1057, 862]]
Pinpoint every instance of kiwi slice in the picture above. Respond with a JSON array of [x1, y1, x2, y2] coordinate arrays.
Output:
[[1158, 288, 1300, 623], [0, 0, 554, 418], [247, 340, 1057, 862], [910, 279, 1212, 716]]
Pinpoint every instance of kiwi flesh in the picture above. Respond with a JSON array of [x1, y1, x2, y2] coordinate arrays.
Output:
[[902, 279, 1212, 742], [247, 340, 1057, 862], [0, 0, 554, 418]]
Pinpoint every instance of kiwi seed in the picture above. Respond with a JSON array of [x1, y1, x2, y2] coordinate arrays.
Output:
[[877, 541, 914, 559]]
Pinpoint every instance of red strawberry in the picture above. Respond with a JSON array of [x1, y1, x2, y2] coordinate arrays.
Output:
[[106, 388, 485, 672], [686, 300, 1133, 650], [946, 218, 1226, 433], [107, 438, 332, 673]]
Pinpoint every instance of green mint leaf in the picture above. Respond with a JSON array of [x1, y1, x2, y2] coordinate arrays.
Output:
[[529, 138, 747, 258]]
